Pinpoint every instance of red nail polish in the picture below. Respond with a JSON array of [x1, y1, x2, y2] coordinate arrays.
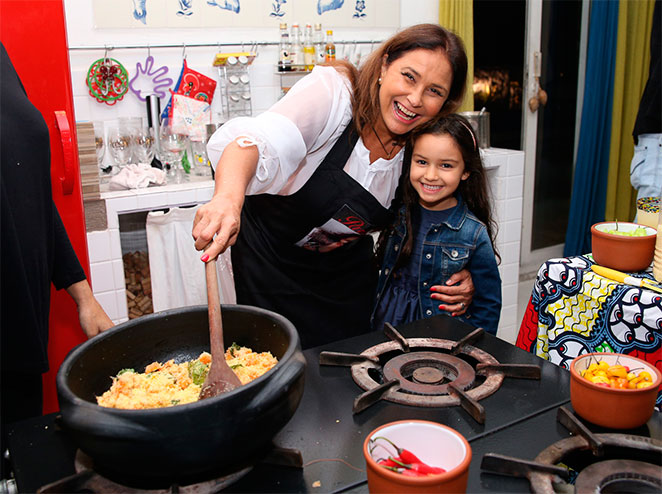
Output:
[[438, 305, 445, 310], [201, 254, 209, 262], [430, 286, 436, 292]]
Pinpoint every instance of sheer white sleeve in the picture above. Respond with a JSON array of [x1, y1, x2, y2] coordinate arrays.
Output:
[[206, 66, 353, 195]]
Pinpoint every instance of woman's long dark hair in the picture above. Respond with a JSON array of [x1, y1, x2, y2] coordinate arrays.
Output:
[[376, 114, 500, 269]]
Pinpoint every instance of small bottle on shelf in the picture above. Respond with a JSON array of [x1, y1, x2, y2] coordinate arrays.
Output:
[[313, 23, 325, 65], [324, 29, 336, 62], [290, 22, 304, 70], [303, 23, 315, 71], [278, 22, 291, 72]]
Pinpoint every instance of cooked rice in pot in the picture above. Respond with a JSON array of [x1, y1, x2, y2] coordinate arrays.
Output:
[[96, 344, 278, 409]]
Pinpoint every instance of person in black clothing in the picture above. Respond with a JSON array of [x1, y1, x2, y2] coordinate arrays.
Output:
[[630, 0, 661, 201], [0, 44, 113, 477]]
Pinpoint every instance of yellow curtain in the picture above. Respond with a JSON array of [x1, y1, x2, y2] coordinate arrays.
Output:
[[605, 0, 655, 221], [439, 0, 474, 112]]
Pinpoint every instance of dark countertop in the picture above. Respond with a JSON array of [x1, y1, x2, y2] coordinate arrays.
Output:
[[6, 314, 659, 493]]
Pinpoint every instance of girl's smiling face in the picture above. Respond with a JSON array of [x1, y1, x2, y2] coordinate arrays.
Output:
[[378, 48, 453, 138], [409, 133, 470, 211]]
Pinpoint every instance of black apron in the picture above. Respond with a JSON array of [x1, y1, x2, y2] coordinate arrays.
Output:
[[232, 121, 394, 349]]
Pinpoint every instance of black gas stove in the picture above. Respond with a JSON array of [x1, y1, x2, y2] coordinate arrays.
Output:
[[6, 314, 661, 493]]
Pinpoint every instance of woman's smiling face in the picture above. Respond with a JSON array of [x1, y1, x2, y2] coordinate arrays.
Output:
[[378, 48, 453, 136]]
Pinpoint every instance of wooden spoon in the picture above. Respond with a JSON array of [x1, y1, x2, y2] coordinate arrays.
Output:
[[200, 258, 241, 399]]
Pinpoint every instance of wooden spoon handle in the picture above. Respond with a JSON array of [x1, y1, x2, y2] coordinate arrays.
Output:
[[206, 259, 224, 360]]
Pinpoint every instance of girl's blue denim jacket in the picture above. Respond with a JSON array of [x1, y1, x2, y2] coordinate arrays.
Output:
[[372, 194, 502, 334]]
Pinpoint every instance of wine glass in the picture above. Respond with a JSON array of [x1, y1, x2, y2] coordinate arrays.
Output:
[[159, 126, 188, 183], [107, 123, 132, 170], [93, 121, 113, 182], [133, 126, 155, 165]]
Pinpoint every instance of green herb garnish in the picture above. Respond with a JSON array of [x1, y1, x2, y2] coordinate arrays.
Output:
[[188, 360, 209, 386], [229, 342, 241, 358]]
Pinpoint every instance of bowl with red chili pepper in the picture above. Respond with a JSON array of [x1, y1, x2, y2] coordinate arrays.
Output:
[[570, 352, 661, 429], [363, 420, 472, 493]]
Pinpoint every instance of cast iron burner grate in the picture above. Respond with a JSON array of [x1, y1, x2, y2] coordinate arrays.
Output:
[[480, 406, 662, 493], [36, 446, 303, 493], [319, 325, 541, 422]]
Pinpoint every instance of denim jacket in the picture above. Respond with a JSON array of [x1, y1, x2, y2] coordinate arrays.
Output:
[[372, 194, 502, 334]]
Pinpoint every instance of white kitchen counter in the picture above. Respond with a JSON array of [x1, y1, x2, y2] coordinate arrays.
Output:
[[87, 147, 524, 342]]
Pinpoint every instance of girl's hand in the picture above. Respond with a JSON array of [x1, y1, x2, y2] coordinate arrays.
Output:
[[192, 194, 243, 262], [430, 269, 474, 316]]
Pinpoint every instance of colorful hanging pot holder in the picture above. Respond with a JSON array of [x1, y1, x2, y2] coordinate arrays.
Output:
[[87, 57, 129, 105]]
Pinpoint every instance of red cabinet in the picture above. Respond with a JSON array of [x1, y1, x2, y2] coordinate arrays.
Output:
[[1, 0, 88, 414]]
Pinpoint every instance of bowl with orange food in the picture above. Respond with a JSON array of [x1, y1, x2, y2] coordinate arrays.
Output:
[[569, 352, 660, 429]]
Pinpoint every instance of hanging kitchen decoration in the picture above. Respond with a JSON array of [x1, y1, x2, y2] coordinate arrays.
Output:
[[128, 52, 173, 101], [161, 56, 217, 125], [86, 55, 129, 105]]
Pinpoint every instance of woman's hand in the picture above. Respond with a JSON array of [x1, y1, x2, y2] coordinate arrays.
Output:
[[192, 194, 242, 261], [192, 139, 259, 261], [66, 280, 114, 338], [430, 269, 474, 316]]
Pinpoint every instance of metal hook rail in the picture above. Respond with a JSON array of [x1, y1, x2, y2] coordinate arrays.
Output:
[[68, 39, 383, 51]]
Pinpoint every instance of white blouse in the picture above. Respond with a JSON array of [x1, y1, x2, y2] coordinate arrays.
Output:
[[206, 66, 404, 209]]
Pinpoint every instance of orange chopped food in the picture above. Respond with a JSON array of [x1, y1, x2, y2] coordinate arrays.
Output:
[[97, 346, 277, 410]]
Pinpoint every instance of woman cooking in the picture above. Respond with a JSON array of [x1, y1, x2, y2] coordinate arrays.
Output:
[[193, 24, 475, 349]]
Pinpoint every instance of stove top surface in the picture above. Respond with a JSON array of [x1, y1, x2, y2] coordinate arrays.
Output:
[[7, 315, 660, 493]]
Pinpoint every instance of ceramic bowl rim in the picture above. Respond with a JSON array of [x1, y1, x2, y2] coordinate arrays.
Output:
[[591, 222, 656, 237], [363, 419, 472, 485], [569, 352, 661, 393]]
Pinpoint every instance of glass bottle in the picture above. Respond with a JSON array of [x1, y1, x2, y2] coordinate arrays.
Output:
[[324, 29, 336, 62], [290, 22, 304, 70], [303, 23, 315, 71], [278, 23, 291, 72], [313, 23, 325, 65]]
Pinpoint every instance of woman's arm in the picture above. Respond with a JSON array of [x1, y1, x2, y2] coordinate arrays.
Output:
[[430, 269, 475, 316], [66, 279, 114, 338], [192, 141, 258, 260]]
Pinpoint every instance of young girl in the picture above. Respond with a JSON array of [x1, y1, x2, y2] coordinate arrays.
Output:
[[372, 114, 502, 335]]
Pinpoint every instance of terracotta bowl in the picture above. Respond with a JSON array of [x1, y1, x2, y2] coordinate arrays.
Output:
[[570, 353, 660, 429], [591, 222, 656, 272], [363, 420, 471, 493]]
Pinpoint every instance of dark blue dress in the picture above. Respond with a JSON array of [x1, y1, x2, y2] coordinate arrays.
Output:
[[373, 204, 455, 331]]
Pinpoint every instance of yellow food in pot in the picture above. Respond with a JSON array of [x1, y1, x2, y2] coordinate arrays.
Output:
[[96, 344, 277, 409]]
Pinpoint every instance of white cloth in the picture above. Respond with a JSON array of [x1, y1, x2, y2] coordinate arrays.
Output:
[[108, 163, 166, 190], [146, 205, 236, 312], [630, 133, 662, 200], [206, 65, 404, 208]]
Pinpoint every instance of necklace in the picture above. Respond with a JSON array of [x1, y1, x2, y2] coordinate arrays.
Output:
[[371, 125, 398, 159]]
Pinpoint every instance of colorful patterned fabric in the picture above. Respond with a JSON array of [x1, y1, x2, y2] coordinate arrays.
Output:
[[516, 255, 661, 405]]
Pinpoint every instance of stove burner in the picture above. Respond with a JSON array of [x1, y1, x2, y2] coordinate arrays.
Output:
[[574, 460, 662, 493], [382, 352, 475, 395], [38, 450, 252, 493], [319, 326, 541, 423], [480, 406, 662, 494], [37, 446, 303, 494]]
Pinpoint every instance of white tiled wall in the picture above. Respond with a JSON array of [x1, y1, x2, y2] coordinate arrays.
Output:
[[87, 150, 524, 340], [483, 148, 525, 344], [88, 179, 215, 324]]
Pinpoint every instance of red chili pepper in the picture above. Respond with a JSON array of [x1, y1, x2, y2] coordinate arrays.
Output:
[[398, 448, 423, 465], [400, 469, 426, 477], [410, 462, 446, 475], [377, 458, 400, 468]]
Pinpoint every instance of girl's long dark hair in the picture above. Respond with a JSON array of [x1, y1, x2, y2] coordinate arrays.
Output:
[[376, 114, 500, 269]]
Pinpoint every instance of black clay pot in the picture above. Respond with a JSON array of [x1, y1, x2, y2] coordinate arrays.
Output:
[[56, 305, 306, 486]]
